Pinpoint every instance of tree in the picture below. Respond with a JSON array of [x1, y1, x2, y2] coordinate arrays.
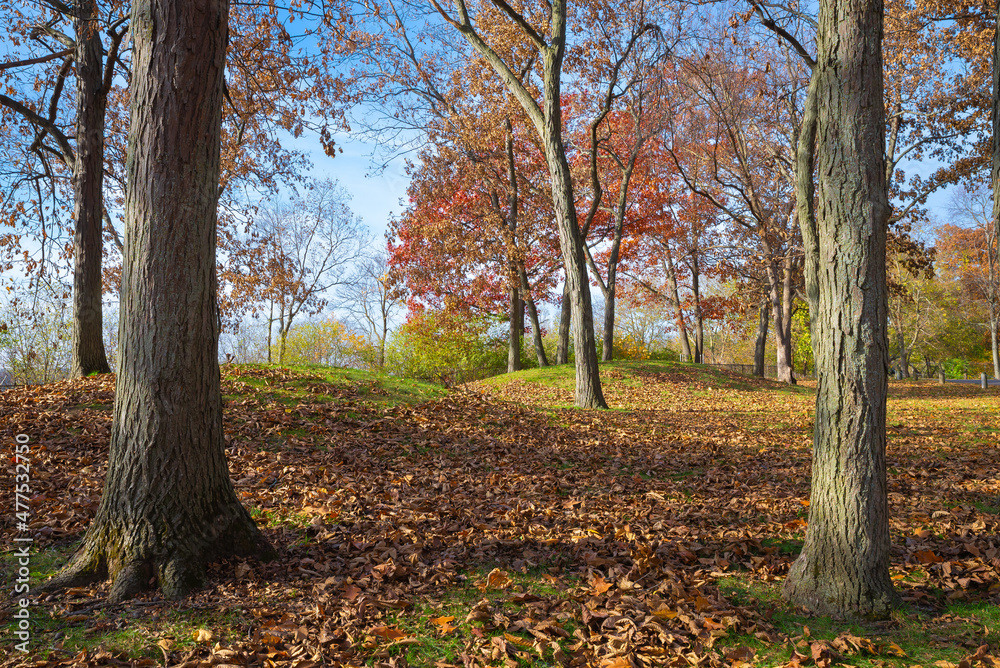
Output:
[[0, 0, 128, 377], [571, 15, 673, 363], [253, 180, 369, 364], [938, 187, 1000, 377], [668, 44, 805, 383], [0, 0, 351, 380], [388, 110, 561, 373], [45, 0, 272, 601], [427, 0, 615, 408], [278, 316, 365, 368], [780, 0, 898, 617], [339, 251, 407, 370], [886, 241, 937, 377]]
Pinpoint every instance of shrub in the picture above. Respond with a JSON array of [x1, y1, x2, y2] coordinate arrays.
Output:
[[384, 309, 505, 381], [276, 317, 365, 368]]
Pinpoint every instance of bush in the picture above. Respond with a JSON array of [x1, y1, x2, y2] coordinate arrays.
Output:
[[384, 309, 505, 381], [612, 332, 651, 361], [0, 297, 72, 384], [277, 317, 365, 368]]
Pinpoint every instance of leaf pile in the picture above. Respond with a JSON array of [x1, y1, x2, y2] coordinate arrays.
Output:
[[1, 364, 998, 667]]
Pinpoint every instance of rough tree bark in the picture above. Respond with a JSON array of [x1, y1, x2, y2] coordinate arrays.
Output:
[[46, 0, 273, 602], [508, 284, 523, 373], [782, 0, 898, 618], [753, 300, 769, 377], [992, 0, 1000, 380], [69, 0, 112, 378], [556, 280, 571, 365], [540, 47, 606, 407]]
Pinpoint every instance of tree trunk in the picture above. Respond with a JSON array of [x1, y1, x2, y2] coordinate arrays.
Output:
[[518, 265, 549, 368], [508, 282, 522, 373], [780, 254, 797, 384], [267, 302, 274, 364], [662, 255, 692, 361], [692, 258, 703, 364], [991, 317, 999, 379], [765, 255, 796, 384], [754, 300, 769, 377], [46, 0, 272, 602], [541, 50, 606, 408], [69, 0, 112, 378], [695, 313, 704, 364], [602, 284, 615, 362], [993, 0, 1000, 378], [992, 3, 1000, 381], [783, 0, 897, 618], [556, 279, 570, 365], [773, 305, 794, 383]]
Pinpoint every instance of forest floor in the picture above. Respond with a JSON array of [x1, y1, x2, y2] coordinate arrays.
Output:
[[1, 361, 999, 668]]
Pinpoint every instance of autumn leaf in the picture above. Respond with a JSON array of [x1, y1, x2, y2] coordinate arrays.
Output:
[[431, 616, 457, 634], [370, 626, 408, 642], [480, 568, 513, 590], [590, 573, 613, 595]]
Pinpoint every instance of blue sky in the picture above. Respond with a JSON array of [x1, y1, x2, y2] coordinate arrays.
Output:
[[283, 132, 411, 248]]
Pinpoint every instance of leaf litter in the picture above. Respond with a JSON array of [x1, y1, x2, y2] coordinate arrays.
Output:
[[0, 364, 998, 667]]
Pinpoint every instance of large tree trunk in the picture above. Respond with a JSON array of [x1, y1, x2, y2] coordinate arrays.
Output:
[[508, 282, 522, 373], [556, 279, 570, 365], [782, 0, 897, 618], [753, 300, 769, 377], [69, 0, 112, 378], [46, 0, 272, 602]]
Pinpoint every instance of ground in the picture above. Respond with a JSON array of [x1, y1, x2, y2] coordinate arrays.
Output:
[[1, 361, 999, 667]]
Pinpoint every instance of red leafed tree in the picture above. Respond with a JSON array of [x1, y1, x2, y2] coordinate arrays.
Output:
[[389, 108, 561, 371], [618, 142, 731, 363], [566, 15, 675, 362]]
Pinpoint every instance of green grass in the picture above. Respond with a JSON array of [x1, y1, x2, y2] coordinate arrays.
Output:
[[376, 565, 579, 667], [223, 363, 447, 407], [717, 575, 995, 667], [480, 359, 814, 396], [3, 544, 256, 661], [759, 537, 804, 556]]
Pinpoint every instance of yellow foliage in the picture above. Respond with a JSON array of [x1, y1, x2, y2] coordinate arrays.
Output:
[[612, 333, 650, 361]]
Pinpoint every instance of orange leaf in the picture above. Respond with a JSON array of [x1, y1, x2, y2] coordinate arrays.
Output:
[[591, 574, 613, 595], [915, 550, 942, 564], [371, 626, 407, 641], [481, 568, 513, 590]]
